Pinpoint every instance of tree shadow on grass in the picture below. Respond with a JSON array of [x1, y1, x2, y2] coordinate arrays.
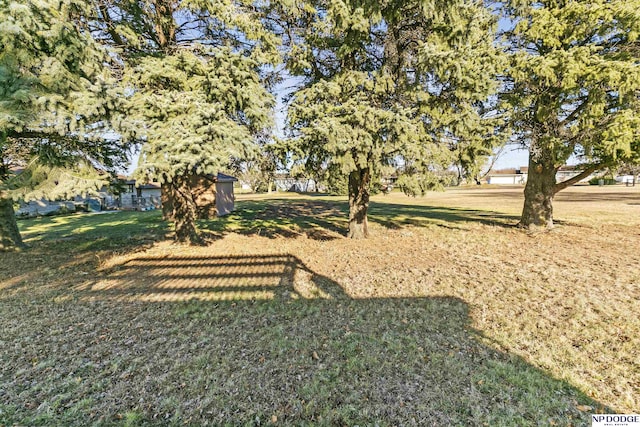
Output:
[[554, 190, 640, 203], [459, 187, 640, 204], [3, 211, 168, 296], [15, 198, 521, 249], [29, 193, 604, 244], [200, 198, 519, 242], [368, 202, 520, 230], [199, 199, 348, 240], [1, 253, 609, 426]]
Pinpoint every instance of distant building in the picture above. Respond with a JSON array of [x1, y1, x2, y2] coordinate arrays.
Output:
[[486, 167, 528, 185], [16, 172, 239, 218], [486, 165, 595, 185], [15, 200, 78, 218], [117, 179, 162, 210], [555, 165, 595, 183], [273, 173, 317, 192], [615, 175, 637, 185]]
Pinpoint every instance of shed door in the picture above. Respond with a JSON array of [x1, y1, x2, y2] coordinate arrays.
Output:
[[215, 182, 235, 216]]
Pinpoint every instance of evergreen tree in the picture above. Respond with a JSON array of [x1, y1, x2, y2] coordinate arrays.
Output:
[[448, 106, 509, 185], [128, 49, 273, 242], [89, 0, 278, 243], [0, 0, 126, 251], [504, 0, 640, 228], [284, 0, 504, 238]]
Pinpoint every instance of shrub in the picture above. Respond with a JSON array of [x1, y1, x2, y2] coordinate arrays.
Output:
[[588, 177, 617, 185]]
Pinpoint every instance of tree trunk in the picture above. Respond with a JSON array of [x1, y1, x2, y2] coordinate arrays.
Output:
[[161, 185, 174, 221], [0, 195, 25, 251], [165, 177, 203, 245], [519, 150, 556, 229], [347, 167, 371, 239], [190, 175, 217, 220]]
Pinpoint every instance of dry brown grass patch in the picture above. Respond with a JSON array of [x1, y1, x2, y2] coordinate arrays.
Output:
[[1, 185, 638, 424]]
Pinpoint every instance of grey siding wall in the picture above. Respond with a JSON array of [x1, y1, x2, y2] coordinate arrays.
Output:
[[215, 182, 235, 216]]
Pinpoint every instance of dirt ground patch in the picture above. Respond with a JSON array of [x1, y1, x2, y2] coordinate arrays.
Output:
[[1, 185, 639, 425]]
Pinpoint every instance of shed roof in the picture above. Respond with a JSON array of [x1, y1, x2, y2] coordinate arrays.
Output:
[[215, 172, 238, 183]]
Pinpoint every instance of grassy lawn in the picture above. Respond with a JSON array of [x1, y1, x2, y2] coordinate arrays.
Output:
[[1, 185, 639, 425]]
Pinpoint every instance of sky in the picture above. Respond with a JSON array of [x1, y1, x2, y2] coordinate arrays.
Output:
[[492, 145, 529, 169]]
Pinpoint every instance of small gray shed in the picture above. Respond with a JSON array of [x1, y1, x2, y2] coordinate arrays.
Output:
[[214, 173, 237, 216]]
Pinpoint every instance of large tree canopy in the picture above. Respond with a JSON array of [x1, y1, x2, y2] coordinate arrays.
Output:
[[284, 0, 504, 238], [504, 0, 640, 228], [89, 0, 278, 243], [127, 48, 274, 242], [0, 0, 127, 251]]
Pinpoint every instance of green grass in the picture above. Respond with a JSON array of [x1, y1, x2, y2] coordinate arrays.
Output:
[[19, 210, 168, 250], [199, 197, 348, 239], [18, 195, 516, 245], [3, 188, 638, 425], [201, 195, 519, 240], [0, 293, 598, 426]]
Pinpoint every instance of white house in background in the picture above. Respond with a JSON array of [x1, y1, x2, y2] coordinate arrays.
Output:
[[486, 165, 596, 185], [486, 167, 528, 185], [615, 175, 637, 185], [273, 173, 317, 192]]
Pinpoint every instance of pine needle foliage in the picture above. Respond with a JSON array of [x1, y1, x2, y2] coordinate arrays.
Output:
[[0, 0, 127, 250], [89, 0, 278, 243], [129, 49, 274, 184], [284, 0, 504, 237], [503, 0, 640, 228]]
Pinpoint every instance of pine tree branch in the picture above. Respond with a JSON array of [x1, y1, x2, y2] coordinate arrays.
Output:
[[553, 164, 600, 193], [559, 96, 589, 126], [8, 130, 70, 142], [479, 144, 506, 180], [97, 3, 126, 47]]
